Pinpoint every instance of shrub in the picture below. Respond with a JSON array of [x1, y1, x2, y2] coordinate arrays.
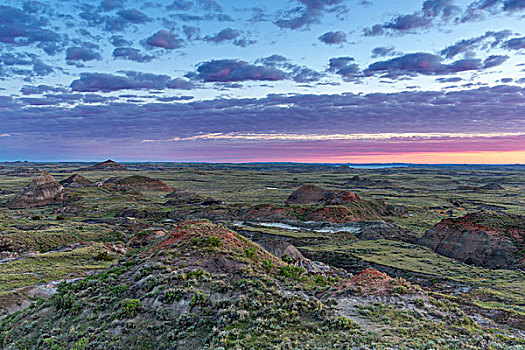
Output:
[[262, 259, 275, 271], [244, 247, 256, 259], [190, 291, 210, 308], [332, 316, 359, 330], [204, 235, 222, 247], [393, 285, 409, 295], [122, 299, 142, 317], [281, 254, 294, 264], [184, 268, 205, 280], [278, 265, 305, 280]]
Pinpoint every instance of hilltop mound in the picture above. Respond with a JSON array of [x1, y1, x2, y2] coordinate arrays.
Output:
[[344, 175, 391, 187], [6, 172, 66, 209], [104, 175, 172, 192], [165, 189, 223, 206], [479, 183, 505, 190], [59, 174, 94, 188], [322, 268, 417, 297], [1, 221, 522, 349], [286, 185, 360, 205], [419, 212, 524, 269], [79, 159, 127, 171]]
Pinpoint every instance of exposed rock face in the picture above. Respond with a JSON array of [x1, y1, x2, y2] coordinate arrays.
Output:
[[59, 174, 94, 188], [165, 189, 223, 206], [286, 185, 360, 205], [357, 221, 416, 242], [104, 175, 172, 192], [7, 172, 66, 209], [79, 159, 127, 171], [251, 239, 344, 275], [419, 212, 524, 270]]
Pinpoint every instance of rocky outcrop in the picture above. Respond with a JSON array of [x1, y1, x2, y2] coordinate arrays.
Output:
[[59, 174, 94, 188], [79, 159, 127, 172], [344, 175, 391, 188], [7, 172, 66, 209], [286, 185, 360, 205], [104, 175, 172, 192], [250, 238, 345, 276], [165, 188, 223, 206], [419, 212, 524, 270], [356, 221, 416, 242]]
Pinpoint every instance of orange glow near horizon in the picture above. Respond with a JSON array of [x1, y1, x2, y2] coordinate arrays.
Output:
[[270, 151, 525, 164]]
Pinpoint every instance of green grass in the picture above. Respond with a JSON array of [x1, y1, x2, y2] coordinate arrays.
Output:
[[308, 239, 525, 311], [0, 244, 114, 292]]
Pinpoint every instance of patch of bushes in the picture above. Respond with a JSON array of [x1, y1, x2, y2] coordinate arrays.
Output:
[[121, 298, 142, 317], [278, 265, 305, 280]]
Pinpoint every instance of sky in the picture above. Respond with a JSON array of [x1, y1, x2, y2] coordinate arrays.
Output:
[[0, 0, 524, 163]]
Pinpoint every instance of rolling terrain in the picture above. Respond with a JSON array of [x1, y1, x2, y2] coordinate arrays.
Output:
[[0, 161, 523, 349]]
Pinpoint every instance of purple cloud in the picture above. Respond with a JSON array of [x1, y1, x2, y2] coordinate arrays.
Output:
[[66, 47, 102, 62], [110, 35, 132, 47], [156, 95, 194, 102], [483, 55, 509, 68], [275, 0, 348, 30], [112, 47, 155, 63], [0, 52, 54, 79], [328, 57, 362, 81], [1, 86, 524, 161], [503, 0, 525, 11], [182, 25, 201, 40], [190, 59, 287, 82], [202, 28, 256, 47], [100, 0, 124, 11], [165, 78, 196, 90], [70, 71, 194, 92], [204, 27, 241, 43], [166, 1, 193, 11], [255, 55, 323, 83], [20, 85, 68, 95], [318, 31, 347, 45], [197, 0, 223, 12], [502, 36, 525, 50], [365, 52, 508, 78], [371, 46, 399, 58], [0, 5, 64, 54], [117, 9, 151, 23], [145, 30, 184, 49], [440, 30, 512, 58], [436, 77, 463, 83], [363, 0, 460, 36]]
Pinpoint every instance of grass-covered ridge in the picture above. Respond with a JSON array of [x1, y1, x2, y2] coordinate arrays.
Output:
[[1, 221, 523, 349]]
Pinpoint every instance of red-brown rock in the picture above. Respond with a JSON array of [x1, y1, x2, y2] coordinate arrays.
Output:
[[286, 185, 360, 205], [104, 175, 172, 192], [419, 212, 524, 270]]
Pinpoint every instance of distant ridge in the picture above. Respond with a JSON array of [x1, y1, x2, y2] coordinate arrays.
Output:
[[78, 159, 127, 172], [59, 174, 94, 188]]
